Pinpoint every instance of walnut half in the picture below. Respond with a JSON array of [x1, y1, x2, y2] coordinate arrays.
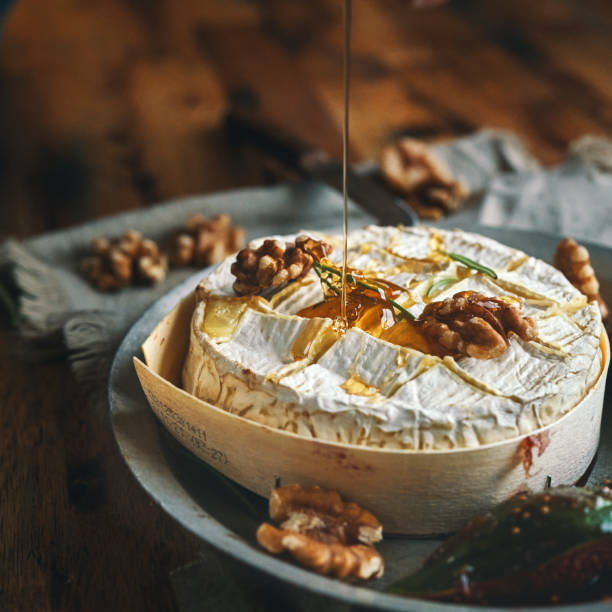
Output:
[[231, 236, 332, 296], [381, 138, 468, 219], [169, 213, 245, 267], [80, 230, 167, 290], [256, 485, 384, 580], [418, 291, 536, 359], [554, 237, 609, 323]]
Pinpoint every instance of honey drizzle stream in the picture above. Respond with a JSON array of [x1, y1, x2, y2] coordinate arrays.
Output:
[[340, 0, 352, 330]]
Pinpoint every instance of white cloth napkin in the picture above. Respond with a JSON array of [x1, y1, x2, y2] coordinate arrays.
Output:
[[479, 136, 612, 247]]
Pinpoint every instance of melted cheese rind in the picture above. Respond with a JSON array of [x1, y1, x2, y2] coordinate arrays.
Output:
[[215, 308, 311, 374], [382, 364, 524, 448], [269, 278, 324, 315], [387, 226, 434, 259], [442, 230, 527, 271], [184, 226, 604, 450], [496, 257, 583, 304], [454, 338, 582, 406]]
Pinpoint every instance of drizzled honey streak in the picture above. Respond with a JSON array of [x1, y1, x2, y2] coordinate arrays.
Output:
[[222, 244, 539, 361], [297, 278, 433, 355], [201, 275, 433, 355]]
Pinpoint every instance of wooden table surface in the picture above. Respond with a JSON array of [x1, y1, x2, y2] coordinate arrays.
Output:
[[1, 1, 611, 610]]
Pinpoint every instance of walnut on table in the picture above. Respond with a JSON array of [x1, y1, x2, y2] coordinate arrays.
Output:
[[418, 290, 537, 359], [256, 484, 384, 580], [231, 236, 332, 296], [380, 138, 468, 220], [554, 237, 609, 323], [169, 213, 245, 267], [81, 230, 167, 290]]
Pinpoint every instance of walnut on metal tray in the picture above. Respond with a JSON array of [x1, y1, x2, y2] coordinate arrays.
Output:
[[418, 290, 537, 359], [80, 230, 167, 290], [554, 237, 609, 323], [169, 213, 245, 267], [380, 138, 468, 220], [256, 484, 384, 580], [231, 235, 332, 296]]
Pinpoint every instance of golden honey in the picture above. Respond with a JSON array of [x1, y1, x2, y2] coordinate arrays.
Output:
[[297, 283, 432, 354]]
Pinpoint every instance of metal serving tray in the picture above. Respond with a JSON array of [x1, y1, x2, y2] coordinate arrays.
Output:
[[109, 193, 611, 611]]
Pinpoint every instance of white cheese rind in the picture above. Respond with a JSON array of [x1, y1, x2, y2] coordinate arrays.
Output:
[[183, 226, 604, 450]]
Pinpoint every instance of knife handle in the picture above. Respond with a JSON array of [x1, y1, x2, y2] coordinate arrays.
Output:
[[224, 109, 419, 227], [224, 110, 330, 175]]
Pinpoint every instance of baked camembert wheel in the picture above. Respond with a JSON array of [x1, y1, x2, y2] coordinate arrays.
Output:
[[182, 226, 604, 450]]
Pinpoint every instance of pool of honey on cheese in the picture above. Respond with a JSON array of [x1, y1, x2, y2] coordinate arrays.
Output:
[[182, 226, 604, 451]]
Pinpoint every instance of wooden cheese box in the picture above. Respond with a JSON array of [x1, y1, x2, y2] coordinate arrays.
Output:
[[134, 290, 610, 534]]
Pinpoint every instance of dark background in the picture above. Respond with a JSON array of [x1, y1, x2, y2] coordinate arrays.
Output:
[[1, 1, 611, 610], [1, 0, 611, 240]]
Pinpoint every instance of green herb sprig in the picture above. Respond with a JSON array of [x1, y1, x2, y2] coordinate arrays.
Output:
[[442, 252, 498, 279], [313, 262, 415, 320], [426, 277, 458, 297], [313, 262, 340, 295]]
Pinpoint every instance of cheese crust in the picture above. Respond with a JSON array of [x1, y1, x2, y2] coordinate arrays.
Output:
[[182, 226, 604, 450]]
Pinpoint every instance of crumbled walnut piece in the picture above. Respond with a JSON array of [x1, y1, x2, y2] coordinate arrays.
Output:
[[169, 213, 245, 267], [418, 291, 536, 359], [81, 231, 167, 290], [380, 138, 468, 218], [91, 236, 110, 256], [108, 247, 132, 286], [407, 199, 445, 221], [256, 485, 383, 580], [231, 236, 332, 296], [117, 229, 142, 258], [269, 485, 383, 545], [554, 237, 609, 322], [294, 235, 333, 261], [257, 525, 383, 579]]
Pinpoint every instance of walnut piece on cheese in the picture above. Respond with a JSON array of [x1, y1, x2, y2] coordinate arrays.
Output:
[[231, 236, 332, 296], [418, 290, 537, 359]]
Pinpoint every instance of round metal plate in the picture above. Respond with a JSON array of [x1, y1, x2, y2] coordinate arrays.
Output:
[[109, 222, 611, 611]]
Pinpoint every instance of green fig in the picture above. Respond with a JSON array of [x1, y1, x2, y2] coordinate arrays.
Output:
[[388, 484, 612, 605]]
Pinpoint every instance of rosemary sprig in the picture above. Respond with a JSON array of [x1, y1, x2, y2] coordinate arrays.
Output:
[[313, 262, 415, 320], [442, 252, 498, 279], [313, 262, 340, 295], [426, 277, 458, 297]]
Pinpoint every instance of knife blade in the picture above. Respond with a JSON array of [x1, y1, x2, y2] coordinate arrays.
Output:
[[306, 160, 418, 226], [224, 111, 417, 226]]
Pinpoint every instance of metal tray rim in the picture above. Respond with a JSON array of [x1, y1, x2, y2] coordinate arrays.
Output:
[[109, 220, 611, 612]]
